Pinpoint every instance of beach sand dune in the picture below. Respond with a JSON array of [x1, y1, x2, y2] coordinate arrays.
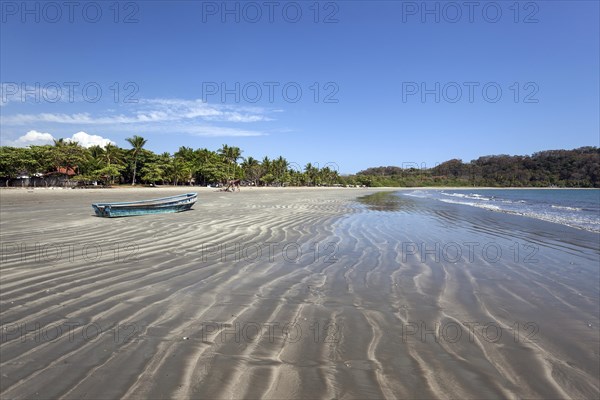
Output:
[[1, 188, 598, 399]]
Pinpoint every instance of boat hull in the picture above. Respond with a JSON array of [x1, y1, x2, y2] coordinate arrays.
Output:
[[92, 193, 197, 218]]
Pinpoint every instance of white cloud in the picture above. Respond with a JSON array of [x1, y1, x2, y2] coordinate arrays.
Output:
[[4, 130, 114, 148], [0, 97, 277, 140], [7, 130, 55, 146], [0, 98, 275, 127], [67, 131, 115, 148]]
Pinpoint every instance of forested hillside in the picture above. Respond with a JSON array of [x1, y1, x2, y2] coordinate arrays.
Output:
[[356, 147, 599, 187]]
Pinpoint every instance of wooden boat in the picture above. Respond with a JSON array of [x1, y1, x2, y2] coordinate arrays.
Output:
[[92, 193, 197, 217]]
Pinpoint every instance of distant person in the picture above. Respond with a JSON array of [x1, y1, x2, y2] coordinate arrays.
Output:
[[224, 179, 241, 192]]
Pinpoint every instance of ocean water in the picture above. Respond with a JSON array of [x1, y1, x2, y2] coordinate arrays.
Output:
[[401, 189, 600, 233]]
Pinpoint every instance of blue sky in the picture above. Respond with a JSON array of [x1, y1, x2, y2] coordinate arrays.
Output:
[[1, 0, 598, 174]]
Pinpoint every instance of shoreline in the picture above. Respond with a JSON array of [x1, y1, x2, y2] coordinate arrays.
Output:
[[1, 185, 598, 191], [1, 187, 597, 233]]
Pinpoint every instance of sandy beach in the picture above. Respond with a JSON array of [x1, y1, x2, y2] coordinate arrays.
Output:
[[1, 187, 598, 399]]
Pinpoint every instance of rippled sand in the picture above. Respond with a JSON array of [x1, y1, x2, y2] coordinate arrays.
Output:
[[1, 188, 598, 399]]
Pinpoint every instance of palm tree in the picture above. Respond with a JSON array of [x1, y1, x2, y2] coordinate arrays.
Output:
[[218, 144, 243, 180], [175, 146, 195, 162], [175, 150, 196, 185], [158, 152, 174, 185], [229, 146, 242, 179], [304, 163, 316, 186], [88, 143, 124, 185], [125, 135, 147, 185], [241, 156, 261, 186], [104, 143, 123, 166], [273, 156, 289, 185]]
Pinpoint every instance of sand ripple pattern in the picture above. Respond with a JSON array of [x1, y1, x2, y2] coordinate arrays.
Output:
[[1, 188, 598, 399]]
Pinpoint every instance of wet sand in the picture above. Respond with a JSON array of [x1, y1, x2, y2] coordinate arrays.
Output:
[[1, 188, 598, 399]]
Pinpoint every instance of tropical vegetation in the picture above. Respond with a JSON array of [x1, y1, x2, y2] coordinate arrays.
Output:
[[0, 138, 340, 187], [0, 138, 598, 188], [356, 147, 600, 188]]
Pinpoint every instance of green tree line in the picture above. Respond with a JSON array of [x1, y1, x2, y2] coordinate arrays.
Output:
[[0, 137, 341, 187], [0, 139, 597, 187]]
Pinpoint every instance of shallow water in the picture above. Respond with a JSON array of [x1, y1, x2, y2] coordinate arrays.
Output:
[[336, 191, 600, 398], [402, 188, 600, 232]]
